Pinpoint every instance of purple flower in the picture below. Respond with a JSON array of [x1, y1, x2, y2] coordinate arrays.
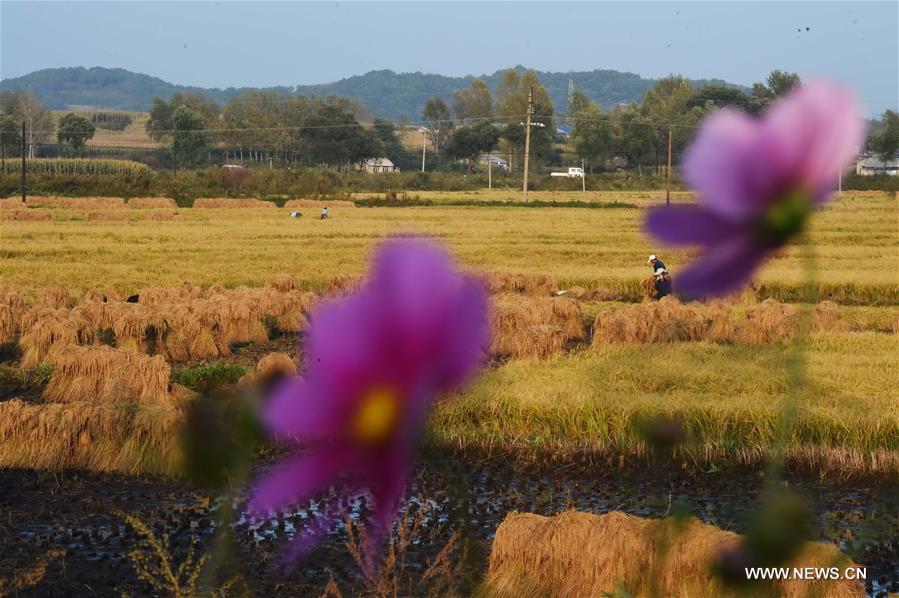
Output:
[[646, 81, 863, 298], [247, 238, 489, 570]]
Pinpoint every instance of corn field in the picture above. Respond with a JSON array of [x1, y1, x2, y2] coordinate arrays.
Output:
[[1, 158, 152, 179]]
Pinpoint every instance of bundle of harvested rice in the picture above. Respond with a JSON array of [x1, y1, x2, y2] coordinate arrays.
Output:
[[0, 197, 26, 209], [0, 289, 26, 344], [267, 274, 301, 292], [19, 308, 95, 368], [34, 284, 74, 309], [162, 300, 222, 362], [108, 303, 167, 353], [207, 292, 269, 349], [0, 209, 51, 221], [193, 198, 276, 208], [25, 196, 126, 209], [127, 197, 177, 209], [283, 199, 355, 209], [43, 345, 171, 405], [589, 298, 839, 347], [257, 288, 315, 333], [487, 272, 557, 296], [491, 294, 583, 359], [0, 399, 183, 475], [238, 352, 297, 389], [486, 510, 862, 598], [138, 283, 203, 306]]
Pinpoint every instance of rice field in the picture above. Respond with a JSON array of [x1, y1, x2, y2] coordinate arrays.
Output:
[[0, 190, 896, 478]]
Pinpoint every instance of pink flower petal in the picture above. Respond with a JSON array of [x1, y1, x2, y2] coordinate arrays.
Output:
[[262, 377, 346, 442], [762, 80, 864, 202], [247, 449, 351, 517], [674, 236, 770, 299], [682, 109, 771, 220], [645, 206, 744, 247]]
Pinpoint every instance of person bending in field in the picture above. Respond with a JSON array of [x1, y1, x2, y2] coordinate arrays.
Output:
[[647, 254, 666, 272], [654, 268, 673, 300], [320, 207, 329, 220]]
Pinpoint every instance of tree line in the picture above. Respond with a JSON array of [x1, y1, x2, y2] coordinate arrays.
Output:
[[2, 68, 898, 174]]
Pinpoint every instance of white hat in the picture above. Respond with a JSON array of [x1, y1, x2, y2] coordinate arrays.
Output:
[[647, 255, 657, 263], [654, 268, 667, 276]]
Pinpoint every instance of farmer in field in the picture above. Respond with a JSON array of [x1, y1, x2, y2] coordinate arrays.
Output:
[[647, 254, 666, 272], [289, 211, 302, 218], [654, 268, 673, 299], [321, 206, 329, 220]]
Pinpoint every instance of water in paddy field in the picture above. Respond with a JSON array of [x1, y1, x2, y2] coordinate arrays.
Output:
[[3, 458, 897, 596]]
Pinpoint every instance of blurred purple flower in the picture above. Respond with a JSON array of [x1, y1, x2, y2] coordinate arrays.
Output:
[[247, 238, 489, 571], [646, 80, 863, 298]]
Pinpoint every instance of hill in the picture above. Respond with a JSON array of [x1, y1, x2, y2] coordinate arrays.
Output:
[[1, 66, 736, 121]]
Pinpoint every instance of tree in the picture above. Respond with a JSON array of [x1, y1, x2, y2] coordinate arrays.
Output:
[[373, 118, 409, 168], [445, 121, 499, 173], [171, 106, 210, 168], [147, 92, 220, 143], [571, 101, 613, 168], [751, 70, 801, 104], [688, 84, 761, 115], [57, 113, 95, 152], [0, 112, 21, 158], [299, 97, 377, 169], [0, 90, 53, 157], [870, 109, 899, 162], [452, 79, 493, 122], [422, 97, 452, 153], [640, 75, 701, 169], [494, 69, 555, 170]]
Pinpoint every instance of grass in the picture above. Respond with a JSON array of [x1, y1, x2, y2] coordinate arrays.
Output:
[[1, 192, 895, 305], [430, 332, 899, 476]]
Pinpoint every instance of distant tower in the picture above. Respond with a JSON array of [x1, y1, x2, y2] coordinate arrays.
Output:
[[567, 73, 575, 112]]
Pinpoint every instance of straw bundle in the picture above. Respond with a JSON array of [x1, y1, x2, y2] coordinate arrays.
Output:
[[19, 308, 95, 368], [193, 198, 276, 208], [488, 272, 557, 296], [491, 294, 583, 359], [0, 399, 183, 475], [267, 274, 301, 292], [25, 196, 126, 209], [283, 199, 355, 209], [0, 289, 26, 344], [162, 300, 222, 362], [127, 197, 177, 208], [257, 288, 315, 333], [590, 298, 845, 347], [34, 284, 74, 309], [42, 345, 171, 405], [109, 303, 167, 353], [207, 293, 269, 350], [486, 511, 863, 598], [238, 352, 297, 388], [0, 197, 26, 209], [0, 209, 51, 221]]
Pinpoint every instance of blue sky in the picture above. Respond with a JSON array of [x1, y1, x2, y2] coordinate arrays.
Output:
[[1, 1, 896, 114]]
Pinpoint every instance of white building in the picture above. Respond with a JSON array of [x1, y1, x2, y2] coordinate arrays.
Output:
[[361, 157, 399, 174], [855, 154, 899, 176], [479, 153, 510, 171]]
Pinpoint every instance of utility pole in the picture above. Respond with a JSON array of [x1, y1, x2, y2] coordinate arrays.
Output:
[[420, 128, 427, 172], [21, 121, 26, 203], [522, 86, 534, 202], [665, 127, 672, 206], [488, 158, 492, 190]]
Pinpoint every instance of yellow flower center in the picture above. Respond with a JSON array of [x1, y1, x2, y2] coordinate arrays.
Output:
[[351, 387, 400, 444]]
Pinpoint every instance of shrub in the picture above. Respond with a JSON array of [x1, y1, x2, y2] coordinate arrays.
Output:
[[173, 363, 248, 393]]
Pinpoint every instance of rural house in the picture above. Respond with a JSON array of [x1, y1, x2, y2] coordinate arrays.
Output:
[[362, 157, 400, 173], [855, 154, 899, 176], [479, 153, 510, 171]]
